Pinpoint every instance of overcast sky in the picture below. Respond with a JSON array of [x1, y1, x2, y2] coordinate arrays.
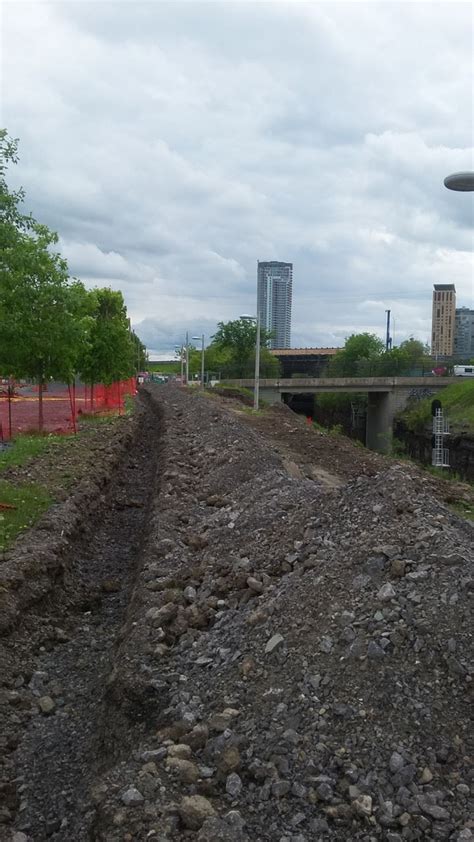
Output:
[[3, 1, 473, 355]]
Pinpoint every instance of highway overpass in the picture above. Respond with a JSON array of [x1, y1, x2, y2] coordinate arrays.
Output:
[[222, 377, 459, 452]]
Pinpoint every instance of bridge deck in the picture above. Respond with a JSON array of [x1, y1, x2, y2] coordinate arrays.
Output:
[[228, 377, 459, 393]]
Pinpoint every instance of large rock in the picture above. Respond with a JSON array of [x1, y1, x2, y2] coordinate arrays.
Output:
[[179, 795, 216, 829]]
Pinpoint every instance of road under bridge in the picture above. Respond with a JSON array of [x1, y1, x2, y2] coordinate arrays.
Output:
[[223, 377, 459, 452]]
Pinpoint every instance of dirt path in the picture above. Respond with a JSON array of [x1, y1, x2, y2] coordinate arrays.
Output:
[[1, 392, 163, 841], [1, 388, 472, 842]]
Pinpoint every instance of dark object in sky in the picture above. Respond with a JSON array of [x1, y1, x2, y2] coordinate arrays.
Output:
[[444, 171, 474, 191]]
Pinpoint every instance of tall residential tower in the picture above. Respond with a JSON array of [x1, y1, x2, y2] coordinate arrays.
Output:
[[431, 284, 456, 357], [257, 261, 293, 349]]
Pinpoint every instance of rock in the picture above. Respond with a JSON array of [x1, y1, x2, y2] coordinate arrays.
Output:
[[121, 787, 144, 806], [420, 766, 433, 783], [377, 583, 396, 601], [367, 640, 385, 659], [272, 780, 291, 797], [265, 633, 284, 654], [166, 757, 200, 783], [197, 816, 247, 842], [145, 603, 177, 626], [185, 534, 209, 551], [181, 723, 209, 750], [393, 763, 416, 786], [226, 772, 243, 798], [316, 782, 333, 801], [247, 576, 264, 593], [389, 751, 405, 773], [179, 795, 216, 830], [239, 655, 256, 677], [168, 743, 192, 759], [390, 559, 406, 577], [319, 636, 333, 653], [216, 745, 241, 773], [38, 696, 55, 715], [208, 709, 239, 732], [352, 794, 372, 817], [418, 797, 450, 820], [184, 586, 197, 603], [140, 747, 168, 762], [12, 834, 28, 842]]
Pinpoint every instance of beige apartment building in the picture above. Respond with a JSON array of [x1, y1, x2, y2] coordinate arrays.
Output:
[[431, 283, 456, 357]]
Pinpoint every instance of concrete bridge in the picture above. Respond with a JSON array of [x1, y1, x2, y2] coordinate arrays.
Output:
[[224, 377, 458, 452]]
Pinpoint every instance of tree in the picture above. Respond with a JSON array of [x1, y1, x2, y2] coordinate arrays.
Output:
[[130, 330, 147, 372], [0, 133, 85, 429], [329, 333, 384, 377], [210, 318, 280, 378], [1, 131, 142, 427], [78, 288, 135, 392]]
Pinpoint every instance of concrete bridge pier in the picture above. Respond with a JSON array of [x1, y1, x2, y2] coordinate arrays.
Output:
[[366, 392, 393, 453]]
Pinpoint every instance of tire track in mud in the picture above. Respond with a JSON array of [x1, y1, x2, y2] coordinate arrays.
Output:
[[6, 391, 164, 842]]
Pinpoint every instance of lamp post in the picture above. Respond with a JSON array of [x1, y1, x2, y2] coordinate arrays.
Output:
[[185, 331, 189, 385], [444, 171, 474, 191], [192, 335, 205, 388], [240, 313, 261, 411]]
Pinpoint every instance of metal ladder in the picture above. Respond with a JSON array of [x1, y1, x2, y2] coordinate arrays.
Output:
[[432, 408, 450, 467]]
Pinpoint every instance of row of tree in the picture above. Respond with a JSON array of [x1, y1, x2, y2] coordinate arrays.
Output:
[[185, 329, 433, 382], [0, 131, 145, 428], [327, 333, 433, 377], [186, 318, 281, 379]]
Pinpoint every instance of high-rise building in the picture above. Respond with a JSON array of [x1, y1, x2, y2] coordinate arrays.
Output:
[[454, 307, 474, 359], [257, 261, 292, 349], [431, 284, 456, 357]]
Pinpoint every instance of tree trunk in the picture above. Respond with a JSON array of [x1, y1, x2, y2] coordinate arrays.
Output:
[[38, 378, 44, 433], [7, 379, 13, 439]]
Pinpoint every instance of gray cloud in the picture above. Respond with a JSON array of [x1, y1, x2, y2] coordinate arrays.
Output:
[[3, 1, 473, 354]]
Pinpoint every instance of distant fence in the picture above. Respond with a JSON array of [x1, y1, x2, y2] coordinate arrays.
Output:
[[0, 378, 137, 439]]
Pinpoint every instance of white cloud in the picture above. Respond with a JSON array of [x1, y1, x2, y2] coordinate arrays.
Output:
[[3, 1, 473, 352]]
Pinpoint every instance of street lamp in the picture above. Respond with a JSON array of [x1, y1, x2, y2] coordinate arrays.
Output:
[[444, 171, 474, 191], [192, 335, 205, 388], [240, 313, 261, 411]]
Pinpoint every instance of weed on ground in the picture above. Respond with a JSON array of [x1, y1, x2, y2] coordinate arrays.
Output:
[[0, 480, 52, 551]]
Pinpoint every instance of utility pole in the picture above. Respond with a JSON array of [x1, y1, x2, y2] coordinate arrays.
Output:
[[185, 331, 189, 385], [385, 309, 392, 351], [254, 314, 260, 411]]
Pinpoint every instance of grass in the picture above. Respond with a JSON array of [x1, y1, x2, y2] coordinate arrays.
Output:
[[447, 500, 474, 522], [401, 381, 474, 434], [0, 480, 52, 552], [0, 434, 64, 472], [206, 383, 268, 409]]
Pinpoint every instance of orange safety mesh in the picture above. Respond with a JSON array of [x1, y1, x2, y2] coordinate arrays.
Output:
[[0, 378, 137, 440]]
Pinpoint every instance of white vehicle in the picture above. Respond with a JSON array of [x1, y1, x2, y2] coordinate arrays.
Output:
[[453, 364, 474, 377]]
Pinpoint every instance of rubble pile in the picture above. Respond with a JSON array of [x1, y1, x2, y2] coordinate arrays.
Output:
[[93, 387, 473, 842]]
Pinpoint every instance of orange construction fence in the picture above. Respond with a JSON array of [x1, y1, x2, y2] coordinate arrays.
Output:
[[0, 378, 137, 440]]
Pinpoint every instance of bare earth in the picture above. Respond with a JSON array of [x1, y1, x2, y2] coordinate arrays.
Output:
[[0, 385, 472, 842]]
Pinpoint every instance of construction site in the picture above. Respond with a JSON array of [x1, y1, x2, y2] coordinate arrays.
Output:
[[0, 384, 472, 842]]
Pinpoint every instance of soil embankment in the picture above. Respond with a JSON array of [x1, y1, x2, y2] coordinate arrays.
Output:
[[0, 385, 472, 842]]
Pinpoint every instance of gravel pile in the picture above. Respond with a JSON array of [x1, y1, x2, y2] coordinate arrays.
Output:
[[92, 387, 473, 842]]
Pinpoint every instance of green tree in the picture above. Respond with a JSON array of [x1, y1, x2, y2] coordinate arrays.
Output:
[[329, 333, 384, 377], [78, 288, 135, 392], [130, 330, 147, 372], [210, 318, 280, 378], [0, 132, 85, 428]]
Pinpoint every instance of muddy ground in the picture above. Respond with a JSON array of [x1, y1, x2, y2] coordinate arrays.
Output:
[[0, 385, 472, 842]]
